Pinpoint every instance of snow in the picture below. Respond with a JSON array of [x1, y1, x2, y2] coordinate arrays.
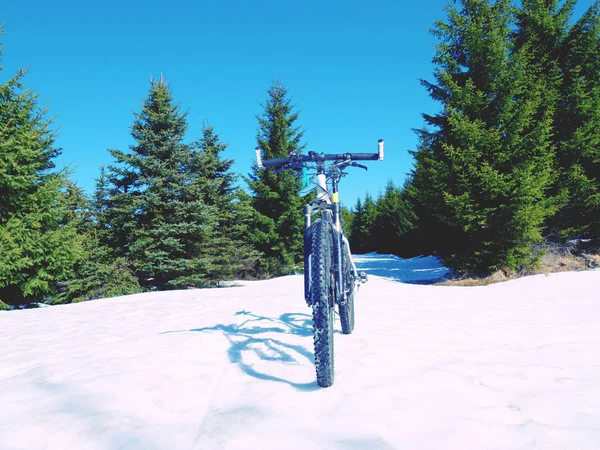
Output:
[[1, 254, 600, 450], [353, 253, 451, 284]]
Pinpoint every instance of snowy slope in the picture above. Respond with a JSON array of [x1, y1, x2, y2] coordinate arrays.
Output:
[[353, 253, 451, 284], [1, 255, 600, 450]]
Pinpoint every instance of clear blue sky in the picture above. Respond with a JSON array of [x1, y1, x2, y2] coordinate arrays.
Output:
[[1, 0, 594, 206]]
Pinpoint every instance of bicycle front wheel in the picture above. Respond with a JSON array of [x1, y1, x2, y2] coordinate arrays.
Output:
[[310, 219, 335, 388], [339, 242, 355, 334]]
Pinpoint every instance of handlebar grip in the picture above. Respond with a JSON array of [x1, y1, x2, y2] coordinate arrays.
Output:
[[262, 157, 291, 168], [344, 153, 380, 161], [255, 147, 264, 168]]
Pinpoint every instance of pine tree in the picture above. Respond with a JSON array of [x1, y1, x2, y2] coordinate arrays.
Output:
[[373, 180, 417, 256], [101, 78, 220, 289], [340, 205, 354, 241], [409, 0, 559, 274], [349, 194, 378, 254], [0, 27, 80, 308], [188, 125, 259, 282], [349, 198, 366, 253], [246, 79, 306, 276], [551, 1, 600, 242], [362, 193, 379, 253], [53, 177, 142, 304], [59, 181, 93, 233]]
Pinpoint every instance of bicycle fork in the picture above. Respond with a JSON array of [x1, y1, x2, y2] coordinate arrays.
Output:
[[303, 203, 346, 307]]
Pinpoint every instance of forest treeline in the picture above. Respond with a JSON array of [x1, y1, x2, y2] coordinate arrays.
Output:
[[350, 0, 600, 273], [2, 0, 600, 309]]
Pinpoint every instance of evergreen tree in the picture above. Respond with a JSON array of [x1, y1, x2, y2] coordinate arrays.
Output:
[[409, 0, 559, 274], [340, 205, 354, 242], [0, 27, 80, 308], [349, 198, 365, 253], [93, 165, 110, 235], [373, 180, 417, 256], [188, 125, 259, 282], [59, 181, 93, 233], [101, 78, 220, 289], [551, 1, 600, 241], [246, 79, 306, 276], [362, 193, 379, 253], [349, 194, 378, 253], [52, 177, 142, 304], [53, 236, 142, 304]]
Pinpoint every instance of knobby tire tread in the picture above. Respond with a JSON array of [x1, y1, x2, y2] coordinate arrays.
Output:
[[310, 219, 335, 388], [339, 248, 355, 334], [339, 291, 355, 335]]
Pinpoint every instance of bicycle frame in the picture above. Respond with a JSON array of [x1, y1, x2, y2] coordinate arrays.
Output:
[[303, 164, 354, 307]]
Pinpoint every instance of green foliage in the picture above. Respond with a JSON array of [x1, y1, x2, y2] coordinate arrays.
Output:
[[53, 236, 141, 303], [340, 205, 354, 240], [551, 1, 600, 241], [372, 181, 417, 256], [0, 27, 80, 307], [188, 125, 260, 282], [59, 180, 94, 232], [246, 79, 306, 276], [349, 182, 417, 256], [408, 0, 561, 274], [101, 78, 220, 289], [52, 181, 143, 303], [349, 193, 378, 254], [99, 77, 255, 290]]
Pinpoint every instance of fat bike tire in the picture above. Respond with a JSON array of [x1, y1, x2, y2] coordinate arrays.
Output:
[[339, 290, 355, 335], [339, 243, 355, 335], [310, 219, 335, 388]]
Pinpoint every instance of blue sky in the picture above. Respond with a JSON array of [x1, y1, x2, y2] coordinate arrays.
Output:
[[1, 0, 594, 206]]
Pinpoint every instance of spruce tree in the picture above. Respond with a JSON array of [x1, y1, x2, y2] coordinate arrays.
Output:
[[0, 27, 80, 308], [552, 1, 600, 242], [59, 181, 93, 233], [373, 181, 417, 256], [349, 194, 378, 254], [189, 125, 260, 282], [340, 205, 354, 242], [101, 78, 220, 289], [349, 198, 366, 253], [247, 79, 306, 276], [409, 0, 559, 273], [362, 193, 379, 253], [53, 176, 142, 304]]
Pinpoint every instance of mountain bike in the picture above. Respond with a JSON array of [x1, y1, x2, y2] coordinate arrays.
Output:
[[255, 139, 384, 387]]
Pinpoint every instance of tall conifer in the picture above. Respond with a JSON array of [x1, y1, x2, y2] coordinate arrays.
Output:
[[552, 2, 600, 241], [101, 78, 219, 289], [409, 0, 559, 273], [0, 27, 80, 307], [247, 80, 306, 276]]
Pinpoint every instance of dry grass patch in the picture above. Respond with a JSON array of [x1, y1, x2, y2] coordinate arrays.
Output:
[[438, 270, 512, 287], [437, 242, 599, 287]]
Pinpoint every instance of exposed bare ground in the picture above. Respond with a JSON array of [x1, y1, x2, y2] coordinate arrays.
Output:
[[438, 243, 600, 287]]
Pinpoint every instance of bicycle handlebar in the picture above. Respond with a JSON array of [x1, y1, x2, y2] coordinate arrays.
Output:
[[256, 139, 384, 169]]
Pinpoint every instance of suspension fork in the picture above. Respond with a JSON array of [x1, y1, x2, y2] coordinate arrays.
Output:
[[330, 178, 345, 304], [304, 204, 312, 304], [304, 166, 345, 305]]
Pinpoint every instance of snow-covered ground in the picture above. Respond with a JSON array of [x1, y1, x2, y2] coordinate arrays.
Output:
[[353, 253, 451, 284], [1, 254, 600, 450]]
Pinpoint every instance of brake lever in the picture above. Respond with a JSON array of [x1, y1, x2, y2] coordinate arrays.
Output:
[[351, 162, 368, 171]]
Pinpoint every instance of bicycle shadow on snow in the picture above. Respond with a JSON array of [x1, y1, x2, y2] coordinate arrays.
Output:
[[161, 311, 322, 391]]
